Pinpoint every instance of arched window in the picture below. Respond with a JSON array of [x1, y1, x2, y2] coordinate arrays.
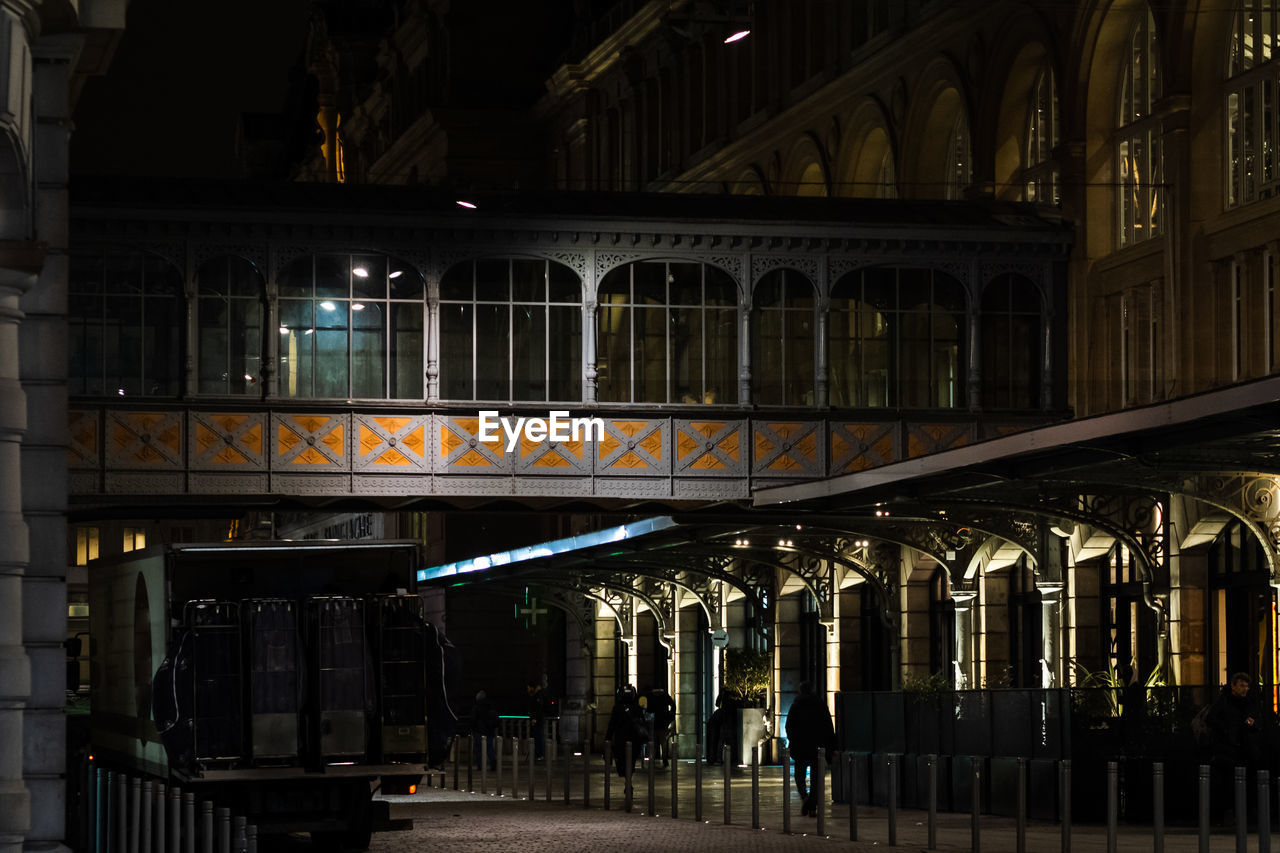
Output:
[[945, 112, 972, 200], [439, 258, 581, 402], [278, 253, 424, 399], [829, 267, 966, 408], [1024, 67, 1060, 203], [69, 249, 182, 397], [751, 269, 816, 406], [196, 256, 264, 396], [1117, 9, 1163, 246], [875, 147, 898, 199], [1225, 0, 1280, 206], [597, 261, 737, 404], [981, 275, 1042, 409]]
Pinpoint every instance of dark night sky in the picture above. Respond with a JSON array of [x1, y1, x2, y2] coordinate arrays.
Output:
[[72, 0, 313, 178]]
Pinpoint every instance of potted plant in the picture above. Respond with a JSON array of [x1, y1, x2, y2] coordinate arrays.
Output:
[[723, 648, 771, 764]]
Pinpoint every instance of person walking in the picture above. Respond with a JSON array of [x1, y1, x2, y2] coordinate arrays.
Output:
[[646, 686, 677, 767], [605, 684, 649, 777], [470, 689, 498, 770], [526, 679, 549, 760], [784, 680, 835, 817]]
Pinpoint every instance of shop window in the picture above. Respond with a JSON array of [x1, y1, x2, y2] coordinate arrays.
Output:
[[751, 269, 816, 406], [196, 256, 264, 395]]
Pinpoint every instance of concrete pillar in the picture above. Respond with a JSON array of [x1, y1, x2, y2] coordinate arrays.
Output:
[[0, 260, 36, 853], [23, 34, 80, 851]]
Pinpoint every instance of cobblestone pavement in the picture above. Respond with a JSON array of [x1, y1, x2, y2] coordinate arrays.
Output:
[[350, 756, 1268, 852]]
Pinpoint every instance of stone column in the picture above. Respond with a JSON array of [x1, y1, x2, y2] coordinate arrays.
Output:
[[0, 258, 36, 853], [951, 589, 977, 689], [23, 33, 81, 851]]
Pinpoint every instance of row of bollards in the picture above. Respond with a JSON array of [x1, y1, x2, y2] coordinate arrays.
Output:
[[86, 760, 257, 853], [449, 738, 1280, 853]]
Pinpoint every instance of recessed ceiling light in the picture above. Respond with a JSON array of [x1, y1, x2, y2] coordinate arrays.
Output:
[[352, 303, 365, 311], [456, 200, 477, 209], [389, 270, 403, 279], [352, 267, 369, 278], [319, 301, 336, 311], [724, 29, 749, 43]]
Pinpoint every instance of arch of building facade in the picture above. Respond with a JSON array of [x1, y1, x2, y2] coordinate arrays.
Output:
[[778, 131, 831, 197], [1074, 0, 1156, 261], [1185, 3, 1238, 216], [899, 55, 973, 200], [833, 97, 898, 199], [989, 39, 1056, 201]]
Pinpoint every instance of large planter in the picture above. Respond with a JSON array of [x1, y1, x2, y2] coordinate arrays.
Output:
[[732, 705, 770, 766]]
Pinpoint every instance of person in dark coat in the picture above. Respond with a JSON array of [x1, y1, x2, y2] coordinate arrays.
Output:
[[706, 693, 728, 765], [785, 680, 835, 817], [643, 686, 677, 767], [526, 679, 550, 760], [471, 690, 498, 770], [1206, 672, 1274, 821], [605, 684, 648, 778]]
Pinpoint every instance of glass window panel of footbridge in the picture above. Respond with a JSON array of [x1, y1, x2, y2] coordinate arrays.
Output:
[[70, 248, 183, 398], [597, 260, 738, 404], [439, 258, 582, 402], [278, 253, 424, 399]]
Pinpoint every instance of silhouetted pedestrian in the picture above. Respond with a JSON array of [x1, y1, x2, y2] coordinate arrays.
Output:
[[785, 681, 835, 817]]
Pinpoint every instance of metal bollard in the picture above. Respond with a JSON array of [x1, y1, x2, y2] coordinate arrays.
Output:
[[1062, 759, 1072, 853], [246, 824, 257, 853], [546, 738, 553, 803], [480, 738, 487, 794], [169, 787, 181, 853], [232, 815, 246, 853], [694, 746, 703, 822], [583, 746, 591, 809], [141, 780, 153, 853], [971, 759, 981, 853], [849, 752, 858, 842], [928, 754, 937, 851], [129, 776, 141, 853], [93, 767, 103, 853], [155, 782, 166, 853], [564, 746, 571, 805], [454, 736, 461, 791], [723, 743, 732, 825], [200, 801, 213, 853], [816, 748, 827, 837], [888, 753, 897, 846], [527, 737, 536, 801], [1198, 764, 1210, 853], [1107, 761, 1118, 853], [216, 806, 231, 853], [1237, 766, 1248, 853], [670, 737, 680, 819], [467, 735, 474, 792], [781, 747, 791, 835], [1016, 757, 1026, 853], [751, 743, 760, 830], [496, 736, 505, 797], [1153, 761, 1164, 853], [1261, 770, 1272, 853], [183, 792, 195, 853], [670, 737, 679, 819], [512, 737, 520, 799], [647, 736, 656, 815], [625, 740, 634, 813], [604, 741, 611, 810], [117, 773, 128, 853]]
